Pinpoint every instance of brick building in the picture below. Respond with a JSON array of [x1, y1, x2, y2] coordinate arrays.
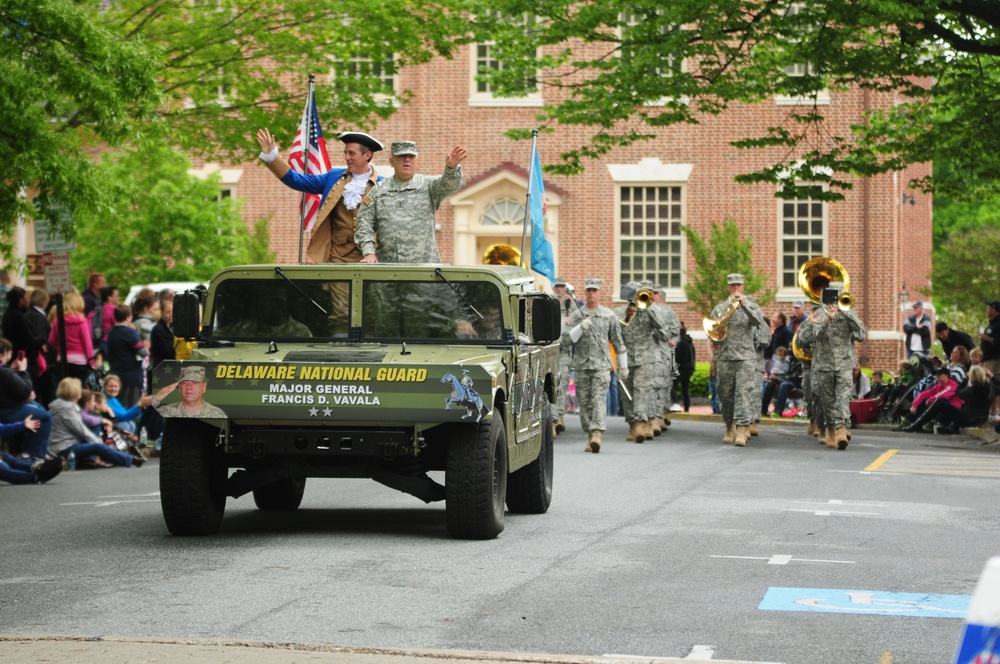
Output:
[[199, 44, 932, 371]]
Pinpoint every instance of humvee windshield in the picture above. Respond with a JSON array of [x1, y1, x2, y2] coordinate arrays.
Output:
[[361, 281, 504, 342], [208, 278, 505, 343]]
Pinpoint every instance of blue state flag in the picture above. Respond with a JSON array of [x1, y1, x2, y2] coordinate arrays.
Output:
[[529, 146, 556, 284]]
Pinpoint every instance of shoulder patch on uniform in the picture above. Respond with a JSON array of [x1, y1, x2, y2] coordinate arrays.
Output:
[[361, 194, 372, 206]]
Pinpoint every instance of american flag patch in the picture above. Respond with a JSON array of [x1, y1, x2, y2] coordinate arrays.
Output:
[[361, 194, 372, 206]]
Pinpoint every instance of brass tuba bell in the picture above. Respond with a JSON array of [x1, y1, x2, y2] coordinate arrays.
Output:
[[798, 257, 850, 306], [483, 243, 522, 266]]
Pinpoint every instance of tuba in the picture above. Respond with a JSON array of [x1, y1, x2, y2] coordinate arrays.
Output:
[[791, 331, 812, 361], [482, 244, 521, 266], [798, 256, 854, 311], [703, 297, 740, 342]]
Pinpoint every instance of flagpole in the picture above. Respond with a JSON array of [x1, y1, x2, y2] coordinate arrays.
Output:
[[519, 129, 538, 270], [297, 74, 315, 264]]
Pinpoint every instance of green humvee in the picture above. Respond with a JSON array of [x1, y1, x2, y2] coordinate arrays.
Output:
[[153, 264, 562, 540]]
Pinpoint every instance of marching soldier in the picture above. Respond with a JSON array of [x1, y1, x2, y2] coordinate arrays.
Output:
[[751, 310, 771, 437], [568, 278, 627, 453], [552, 277, 574, 434], [794, 306, 821, 439], [712, 274, 766, 447], [615, 283, 658, 443], [650, 285, 681, 431], [803, 287, 866, 450]]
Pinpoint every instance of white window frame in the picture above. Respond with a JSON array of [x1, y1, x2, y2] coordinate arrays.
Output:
[[609, 159, 692, 300], [469, 13, 543, 107], [775, 3, 830, 106], [618, 11, 688, 107], [330, 52, 399, 102], [777, 183, 827, 301]]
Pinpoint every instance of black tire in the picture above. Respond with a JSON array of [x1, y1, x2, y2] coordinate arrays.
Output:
[[253, 477, 307, 511], [446, 409, 507, 539], [160, 419, 227, 536], [506, 395, 553, 514]]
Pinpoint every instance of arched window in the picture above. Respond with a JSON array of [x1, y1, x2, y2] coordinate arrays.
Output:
[[480, 198, 525, 226]]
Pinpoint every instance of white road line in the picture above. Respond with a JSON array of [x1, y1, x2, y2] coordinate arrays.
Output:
[[61, 499, 159, 507], [782, 508, 882, 516], [685, 644, 715, 659], [710, 555, 854, 565]]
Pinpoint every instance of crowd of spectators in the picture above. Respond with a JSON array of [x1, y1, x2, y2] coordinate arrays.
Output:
[[0, 274, 182, 484]]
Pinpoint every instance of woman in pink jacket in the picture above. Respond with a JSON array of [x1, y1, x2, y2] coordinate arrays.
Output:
[[48, 291, 94, 383], [900, 367, 962, 433]]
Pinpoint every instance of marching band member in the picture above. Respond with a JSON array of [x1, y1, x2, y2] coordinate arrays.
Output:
[[615, 283, 658, 443], [712, 274, 766, 446], [650, 285, 681, 431], [802, 285, 866, 449]]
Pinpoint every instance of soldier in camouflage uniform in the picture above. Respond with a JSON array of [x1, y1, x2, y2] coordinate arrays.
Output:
[[568, 278, 627, 453], [751, 311, 771, 437], [152, 366, 227, 420], [712, 273, 766, 447], [615, 283, 661, 443], [355, 141, 467, 263], [793, 306, 821, 439], [650, 286, 681, 431], [552, 277, 574, 434], [801, 289, 866, 450]]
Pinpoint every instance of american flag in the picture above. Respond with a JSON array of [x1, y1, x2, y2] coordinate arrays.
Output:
[[287, 90, 332, 233]]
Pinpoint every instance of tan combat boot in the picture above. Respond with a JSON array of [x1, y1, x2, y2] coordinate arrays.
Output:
[[749, 422, 759, 436], [653, 416, 666, 435], [590, 430, 602, 453], [723, 423, 736, 444], [626, 422, 638, 442], [648, 418, 662, 437], [555, 415, 565, 434], [584, 432, 594, 453], [826, 428, 839, 448], [635, 420, 652, 443], [807, 420, 818, 436], [835, 426, 849, 450], [816, 426, 828, 445], [662, 413, 672, 427], [734, 425, 749, 447]]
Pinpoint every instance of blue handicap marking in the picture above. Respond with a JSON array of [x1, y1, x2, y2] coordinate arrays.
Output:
[[759, 587, 970, 618]]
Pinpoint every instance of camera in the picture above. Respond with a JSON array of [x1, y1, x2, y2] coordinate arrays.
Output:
[[16, 350, 25, 362], [821, 288, 839, 306]]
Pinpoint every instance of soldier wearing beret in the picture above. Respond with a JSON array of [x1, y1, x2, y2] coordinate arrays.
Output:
[[153, 366, 226, 419], [355, 141, 468, 263], [712, 273, 766, 447]]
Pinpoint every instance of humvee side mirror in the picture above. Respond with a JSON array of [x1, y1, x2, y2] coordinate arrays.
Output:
[[173, 291, 201, 339], [531, 297, 562, 344]]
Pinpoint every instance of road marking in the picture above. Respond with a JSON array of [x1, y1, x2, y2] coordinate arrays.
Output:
[[782, 508, 882, 516], [685, 645, 715, 659], [865, 450, 1000, 479], [866, 449, 899, 471], [711, 555, 854, 565], [759, 587, 969, 618], [604, 650, 785, 664], [61, 499, 159, 508]]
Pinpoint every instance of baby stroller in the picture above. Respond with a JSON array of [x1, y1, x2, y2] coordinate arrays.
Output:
[[878, 356, 935, 424]]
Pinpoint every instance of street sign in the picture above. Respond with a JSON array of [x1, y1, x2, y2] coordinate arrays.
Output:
[[43, 252, 72, 293], [33, 216, 75, 253]]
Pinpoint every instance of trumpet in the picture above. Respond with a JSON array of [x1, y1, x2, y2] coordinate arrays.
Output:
[[703, 296, 740, 342], [837, 291, 855, 311]]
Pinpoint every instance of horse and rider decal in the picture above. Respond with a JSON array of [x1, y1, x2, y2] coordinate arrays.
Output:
[[441, 370, 488, 422]]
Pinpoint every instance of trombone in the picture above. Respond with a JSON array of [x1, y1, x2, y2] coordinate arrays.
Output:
[[620, 287, 655, 326]]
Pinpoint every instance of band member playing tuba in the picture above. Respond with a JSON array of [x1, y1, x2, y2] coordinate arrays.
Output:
[[795, 284, 866, 450], [711, 274, 766, 446]]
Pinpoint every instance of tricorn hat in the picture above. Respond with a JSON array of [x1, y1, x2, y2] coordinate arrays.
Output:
[[337, 131, 384, 153]]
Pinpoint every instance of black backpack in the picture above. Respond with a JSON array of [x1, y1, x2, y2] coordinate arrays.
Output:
[[91, 306, 104, 345]]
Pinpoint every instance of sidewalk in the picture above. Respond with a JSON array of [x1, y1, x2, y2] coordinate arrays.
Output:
[[0, 635, 776, 664]]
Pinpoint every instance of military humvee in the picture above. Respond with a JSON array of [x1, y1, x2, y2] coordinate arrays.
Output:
[[153, 263, 561, 540]]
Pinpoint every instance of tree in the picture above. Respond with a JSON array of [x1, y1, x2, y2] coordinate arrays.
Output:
[[72, 145, 252, 291], [100, 0, 469, 162], [930, 226, 1000, 325], [466, 0, 1000, 200], [0, 0, 161, 258], [681, 219, 775, 318]]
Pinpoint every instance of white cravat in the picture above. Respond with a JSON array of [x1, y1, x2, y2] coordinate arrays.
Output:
[[342, 169, 372, 211]]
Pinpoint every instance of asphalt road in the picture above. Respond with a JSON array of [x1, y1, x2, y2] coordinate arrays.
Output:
[[1, 415, 997, 664]]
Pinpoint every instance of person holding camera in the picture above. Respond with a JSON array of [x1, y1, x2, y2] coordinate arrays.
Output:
[[798, 284, 866, 450]]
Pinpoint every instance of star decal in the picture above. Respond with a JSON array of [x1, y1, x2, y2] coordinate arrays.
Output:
[[308, 407, 319, 417], [323, 407, 333, 417]]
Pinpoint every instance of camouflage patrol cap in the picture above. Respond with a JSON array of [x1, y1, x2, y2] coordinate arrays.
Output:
[[726, 273, 745, 285], [178, 366, 207, 383], [553, 276, 568, 287], [391, 141, 418, 156], [584, 277, 602, 290]]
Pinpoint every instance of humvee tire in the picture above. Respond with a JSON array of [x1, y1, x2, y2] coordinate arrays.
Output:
[[506, 395, 554, 514], [253, 477, 307, 511], [160, 420, 227, 535], [446, 409, 507, 540]]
